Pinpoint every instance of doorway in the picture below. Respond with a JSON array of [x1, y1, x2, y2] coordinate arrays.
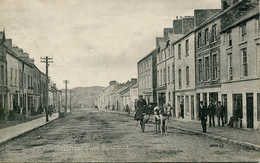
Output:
[[191, 95, 194, 120], [233, 94, 243, 128], [222, 94, 228, 124], [246, 93, 254, 128], [196, 93, 200, 120], [203, 93, 207, 107]]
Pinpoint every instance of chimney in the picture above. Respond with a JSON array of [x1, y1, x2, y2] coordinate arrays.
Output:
[[12, 46, 19, 55], [6, 39, 12, 50], [29, 58, 35, 64], [109, 80, 117, 86], [130, 78, 137, 85]]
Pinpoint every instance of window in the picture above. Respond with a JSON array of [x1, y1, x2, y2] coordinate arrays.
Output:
[[229, 53, 233, 80], [258, 18, 260, 36], [205, 57, 209, 80], [28, 75, 30, 89], [168, 92, 171, 104], [160, 70, 162, 85], [178, 44, 181, 59], [242, 49, 248, 76], [205, 28, 209, 45], [10, 68, 13, 85], [227, 31, 232, 47], [168, 66, 170, 83], [241, 24, 247, 42], [163, 68, 166, 85], [185, 39, 189, 56], [1, 65, 4, 85], [31, 76, 32, 89], [213, 55, 218, 79], [157, 71, 159, 86], [172, 64, 175, 82], [186, 66, 189, 86], [15, 70, 17, 85], [179, 69, 182, 88], [212, 24, 217, 42], [198, 59, 202, 81], [149, 74, 151, 88], [171, 45, 174, 56], [198, 32, 202, 48]]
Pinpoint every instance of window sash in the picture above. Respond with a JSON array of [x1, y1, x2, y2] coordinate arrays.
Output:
[[212, 25, 217, 42], [186, 67, 189, 86], [205, 29, 209, 45], [179, 69, 182, 88], [186, 40, 189, 55], [205, 57, 209, 80], [198, 33, 202, 48], [178, 44, 181, 59]]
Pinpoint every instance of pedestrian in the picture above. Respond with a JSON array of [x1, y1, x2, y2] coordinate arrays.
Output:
[[216, 101, 224, 127], [22, 107, 26, 120], [180, 100, 184, 119], [207, 101, 215, 127], [134, 95, 147, 124], [199, 101, 207, 133], [49, 105, 53, 117]]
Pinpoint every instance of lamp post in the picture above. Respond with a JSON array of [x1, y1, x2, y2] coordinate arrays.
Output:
[[41, 56, 53, 122], [63, 80, 69, 115]]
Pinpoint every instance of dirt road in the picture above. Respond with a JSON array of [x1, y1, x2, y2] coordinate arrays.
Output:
[[0, 108, 259, 162]]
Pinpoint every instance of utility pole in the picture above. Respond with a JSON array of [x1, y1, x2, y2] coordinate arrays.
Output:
[[63, 80, 69, 115], [41, 56, 53, 122], [70, 89, 72, 113]]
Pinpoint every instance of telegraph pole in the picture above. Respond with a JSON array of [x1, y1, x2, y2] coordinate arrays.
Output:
[[41, 56, 53, 122], [70, 89, 72, 113], [63, 80, 69, 115]]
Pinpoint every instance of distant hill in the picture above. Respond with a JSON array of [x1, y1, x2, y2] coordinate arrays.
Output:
[[60, 86, 105, 108]]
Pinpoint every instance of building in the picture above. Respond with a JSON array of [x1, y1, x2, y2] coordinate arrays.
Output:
[[137, 48, 157, 104], [220, 0, 260, 129], [156, 16, 194, 110], [194, 9, 222, 115], [129, 83, 138, 111], [173, 29, 196, 120], [0, 31, 8, 121]]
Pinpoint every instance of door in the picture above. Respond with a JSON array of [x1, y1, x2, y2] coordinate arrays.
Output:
[[191, 95, 194, 120], [233, 94, 243, 128], [203, 93, 207, 107], [246, 93, 253, 128], [222, 94, 228, 124], [196, 93, 200, 120]]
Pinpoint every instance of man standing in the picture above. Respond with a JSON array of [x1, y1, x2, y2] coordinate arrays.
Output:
[[199, 101, 207, 133], [208, 101, 215, 127], [135, 95, 147, 122], [137, 95, 147, 111], [216, 101, 224, 127]]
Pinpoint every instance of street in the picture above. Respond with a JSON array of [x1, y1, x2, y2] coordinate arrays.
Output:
[[0, 108, 259, 162]]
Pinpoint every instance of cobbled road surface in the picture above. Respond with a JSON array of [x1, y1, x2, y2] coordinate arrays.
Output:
[[0, 108, 259, 162]]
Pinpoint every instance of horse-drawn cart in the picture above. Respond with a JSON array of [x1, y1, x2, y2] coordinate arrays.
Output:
[[135, 103, 157, 132]]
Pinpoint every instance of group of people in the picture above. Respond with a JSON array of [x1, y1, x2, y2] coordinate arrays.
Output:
[[134, 95, 172, 127], [199, 101, 225, 133]]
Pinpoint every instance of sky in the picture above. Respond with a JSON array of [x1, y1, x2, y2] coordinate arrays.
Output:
[[0, 0, 221, 89]]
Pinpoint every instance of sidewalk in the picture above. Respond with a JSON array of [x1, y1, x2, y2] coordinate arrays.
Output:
[[0, 113, 46, 130], [111, 109, 260, 151], [0, 113, 59, 145]]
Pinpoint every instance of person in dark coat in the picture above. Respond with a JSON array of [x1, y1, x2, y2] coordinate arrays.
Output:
[[199, 101, 207, 133], [207, 101, 215, 127], [216, 101, 224, 127], [135, 95, 147, 123]]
